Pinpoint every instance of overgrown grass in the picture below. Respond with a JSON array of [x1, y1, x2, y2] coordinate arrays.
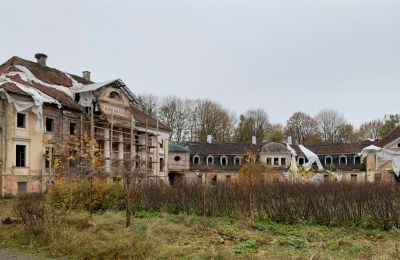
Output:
[[2, 200, 400, 259]]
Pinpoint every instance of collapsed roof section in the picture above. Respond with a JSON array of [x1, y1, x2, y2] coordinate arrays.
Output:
[[0, 55, 170, 132]]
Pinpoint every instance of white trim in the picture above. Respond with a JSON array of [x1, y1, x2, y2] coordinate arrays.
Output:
[[220, 155, 228, 166], [324, 156, 333, 166], [206, 155, 214, 165], [298, 156, 305, 165], [339, 155, 347, 165], [15, 111, 28, 130], [14, 140, 30, 168]]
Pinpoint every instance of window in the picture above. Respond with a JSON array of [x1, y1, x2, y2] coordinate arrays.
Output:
[[17, 182, 27, 195], [325, 157, 332, 165], [74, 93, 80, 102], [16, 145, 26, 167], [235, 157, 241, 165], [339, 156, 347, 165], [280, 158, 286, 166], [273, 157, 279, 165], [351, 174, 357, 184], [221, 156, 227, 166], [207, 156, 213, 165], [354, 156, 361, 165], [160, 139, 164, 148], [45, 148, 50, 169], [149, 157, 153, 169], [324, 174, 329, 182], [46, 118, 54, 132], [266, 157, 272, 165], [69, 122, 76, 135], [298, 157, 305, 165], [398, 143, 400, 148], [17, 113, 26, 128], [193, 156, 200, 165], [174, 156, 181, 162], [211, 175, 217, 185], [109, 91, 122, 101], [160, 158, 164, 172], [374, 173, 382, 183]]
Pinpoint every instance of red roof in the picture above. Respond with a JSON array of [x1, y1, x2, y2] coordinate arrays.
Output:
[[374, 125, 400, 148], [294, 140, 373, 156]]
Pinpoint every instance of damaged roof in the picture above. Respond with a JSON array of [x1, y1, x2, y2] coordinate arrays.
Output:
[[374, 125, 400, 148], [293, 140, 374, 156], [0, 55, 170, 132]]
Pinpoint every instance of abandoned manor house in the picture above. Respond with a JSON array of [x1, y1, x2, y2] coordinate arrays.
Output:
[[0, 54, 171, 196], [1, 54, 400, 196]]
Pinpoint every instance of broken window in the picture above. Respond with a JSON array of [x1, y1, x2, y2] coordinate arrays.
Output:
[[109, 91, 122, 101], [46, 117, 54, 132], [17, 113, 26, 128], [69, 122, 76, 135], [174, 156, 181, 162], [16, 145, 26, 167], [17, 182, 27, 195]]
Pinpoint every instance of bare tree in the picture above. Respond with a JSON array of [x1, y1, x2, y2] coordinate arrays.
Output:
[[285, 112, 320, 145], [196, 100, 235, 143], [234, 109, 270, 144], [315, 109, 347, 143], [358, 119, 383, 140], [158, 96, 188, 142], [136, 93, 159, 118]]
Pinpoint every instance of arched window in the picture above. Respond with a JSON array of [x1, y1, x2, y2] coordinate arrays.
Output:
[[220, 155, 228, 166], [325, 156, 333, 166], [234, 156, 241, 166], [339, 155, 347, 165], [109, 91, 122, 101], [298, 157, 305, 165], [207, 155, 214, 165], [193, 155, 200, 165]]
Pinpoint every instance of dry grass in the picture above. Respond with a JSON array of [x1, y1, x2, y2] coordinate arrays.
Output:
[[2, 197, 400, 259]]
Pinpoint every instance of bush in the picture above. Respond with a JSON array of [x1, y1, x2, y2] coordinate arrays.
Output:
[[13, 193, 46, 235]]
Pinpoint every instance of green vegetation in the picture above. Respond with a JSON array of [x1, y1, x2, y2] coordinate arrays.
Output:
[[1, 199, 400, 259]]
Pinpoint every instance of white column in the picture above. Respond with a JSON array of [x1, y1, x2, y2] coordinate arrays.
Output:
[[118, 133, 124, 168], [104, 128, 111, 173]]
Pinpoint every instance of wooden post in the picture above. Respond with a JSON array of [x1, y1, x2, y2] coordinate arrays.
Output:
[[110, 112, 114, 178]]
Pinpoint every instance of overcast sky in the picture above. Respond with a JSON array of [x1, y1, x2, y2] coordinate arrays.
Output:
[[1, 0, 399, 127]]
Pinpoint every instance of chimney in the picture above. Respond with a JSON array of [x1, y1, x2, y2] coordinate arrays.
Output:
[[82, 71, 91, 81], [207, 135, 212, 144], [251, 136, 256, 145], [34, 53, 47, 67], [287, 136, 293, 145]]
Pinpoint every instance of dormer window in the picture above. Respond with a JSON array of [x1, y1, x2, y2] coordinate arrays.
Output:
[[109, 91, 122, 101]]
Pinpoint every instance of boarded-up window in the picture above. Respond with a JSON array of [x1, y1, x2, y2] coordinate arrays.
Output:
[[17, 182, 27, 195], [16, 145, 26, 167]]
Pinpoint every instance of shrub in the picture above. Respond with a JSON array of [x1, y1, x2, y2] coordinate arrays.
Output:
[[13, 193, 46, 235]]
